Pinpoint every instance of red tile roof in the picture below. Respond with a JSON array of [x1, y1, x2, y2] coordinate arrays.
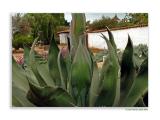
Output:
[[57, 24, 148, 34]]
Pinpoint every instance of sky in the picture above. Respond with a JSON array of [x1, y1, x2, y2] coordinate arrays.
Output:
[[65, 13, 126, 23]]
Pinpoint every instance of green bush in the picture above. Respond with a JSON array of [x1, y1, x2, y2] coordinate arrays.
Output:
[[134, 44, 148, 70], [12, 34, 34, 49]]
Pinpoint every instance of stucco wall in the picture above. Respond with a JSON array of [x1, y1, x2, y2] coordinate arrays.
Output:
[[59, 33, 68, 44], [88, 27, 148, 49], [59, 27, 148, 50]]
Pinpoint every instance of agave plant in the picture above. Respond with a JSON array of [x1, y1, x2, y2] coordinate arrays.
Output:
[[12, 13, 148, 107]]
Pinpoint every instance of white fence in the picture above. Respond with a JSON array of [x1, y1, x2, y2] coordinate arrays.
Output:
[[88, 27, 148, 50], [59, 27, 148, 50]]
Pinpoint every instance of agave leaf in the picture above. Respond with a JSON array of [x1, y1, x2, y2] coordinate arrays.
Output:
[[96, 34, 120, 106], [48, 34, 61, 86], [70, 13, 86, 49], [12, 96, 23, 107], [134, 97, 146, 107], [29, 37, 47, 86], [65, 51, 72, 93], [71, 39, 92, 105], [57, 49, 68, 89], [23, 46, 50, 86], [24, 40, 55, 86], [81, 35, 93, 71], [100, 33, 119, 63], [66, 35, 93, 93], [70, 13, 86, 59], [27, 81, 75, 107], [119, 35, 136, 106], [106, 26, 117, 51], [37, 63, 55, 87], [24, 44, 53, 86], [89, 61, 100, 107], [12, 63, 34, 107], [12, 84, 35, 107], [12, 57, 29, 92], [77, 87, 88, 107], [23, 45, 30, 66], [123, 58, 148, 107]]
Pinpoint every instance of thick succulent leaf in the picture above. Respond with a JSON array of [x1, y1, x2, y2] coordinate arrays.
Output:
[[12, 96, 23, 107], [106, 26, 117, 51], [29, 37, 47, 86], [71, 39, 92, 105], [96, 34, 120, 106], [70, 13, 86, 60], [24, 67, 39, 85], [77, 88, 88, 107], [48, 34, 61, 86], [123, 58, 148, 107], [134, 97, 146, 107], [23, 44, 54, 86], [12, 85, 35, 107], [89, 61, 100, 107], [12, 57, 29, 92], [119, 35, 136, 105], [23, 45, 30, 66], [71, 40, 92, 91], [37, 63, 55, 87], [81, 35, 93, 71], [32, 53, 54, 86], [27, 81, 75, 107], [23, 46, 45, 85], [70, 13, 86, 49], [65, 51, 72, 93], [61, 37, 72, 93], [57, 50, 68, 89]]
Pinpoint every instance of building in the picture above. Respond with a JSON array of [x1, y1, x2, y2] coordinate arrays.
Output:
[[112, 14, 121, 23], [57, 25, 148, 50]]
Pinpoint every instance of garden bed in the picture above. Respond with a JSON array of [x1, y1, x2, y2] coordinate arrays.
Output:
[[12, 45, 105, 68]]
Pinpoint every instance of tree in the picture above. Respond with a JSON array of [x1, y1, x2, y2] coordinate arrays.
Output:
[[128, 13, 148, 25], [12, 13, 22, 34], [88, 13, 148, 31], [24, 13, 67, 44], [88, 16, 118, 30], [12, 13, 33, 49], [12, 13, 31, 36]]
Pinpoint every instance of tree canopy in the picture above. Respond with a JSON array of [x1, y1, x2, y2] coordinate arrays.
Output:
[[87, 13, 148, 31], [12, 13, 69, 48]]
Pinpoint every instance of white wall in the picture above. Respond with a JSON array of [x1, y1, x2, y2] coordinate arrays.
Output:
[[88, 27, 148, 50], [59, 27, 148, 50], [59, 33, 68, 44]]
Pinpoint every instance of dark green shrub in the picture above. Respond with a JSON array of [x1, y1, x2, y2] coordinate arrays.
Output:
[[134, 44, 148, 70], [12, 34, 34, 49]]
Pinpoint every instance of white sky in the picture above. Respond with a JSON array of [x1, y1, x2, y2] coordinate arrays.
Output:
[[65, 13, 126, 23]]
